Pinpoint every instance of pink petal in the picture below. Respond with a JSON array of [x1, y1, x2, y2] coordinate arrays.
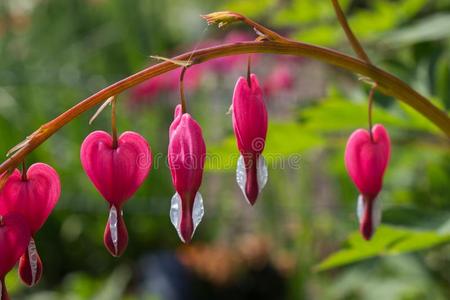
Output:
[[80, 130, 152, 207], [0, 163, 60, 235], [232, 74, 268, 155], [0, 213, 31, 278], [344, 124, 390, 199]]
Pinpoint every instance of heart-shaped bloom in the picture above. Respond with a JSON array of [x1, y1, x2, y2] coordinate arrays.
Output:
[[345, 124, 391, 240], [81, 131, 152, 256], [232, 73, 268, 205], [0, 163, 60, 286], [0, 213, 31, 299], [168, 105, 206, 243]]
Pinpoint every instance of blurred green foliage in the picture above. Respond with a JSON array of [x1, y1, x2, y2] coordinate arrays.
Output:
[[0, 0, 449, 299]]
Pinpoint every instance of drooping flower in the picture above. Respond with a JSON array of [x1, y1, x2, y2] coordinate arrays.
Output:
[[80, 131, 152, 256], [0, 163, 60, 286], [168, 105, 206, 243], [232, 73, 268, 205], [344, 124, 391, 240], [0, 213, 31, 299]]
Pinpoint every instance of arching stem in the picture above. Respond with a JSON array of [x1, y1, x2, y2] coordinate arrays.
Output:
[[0, 12, 449, 178]]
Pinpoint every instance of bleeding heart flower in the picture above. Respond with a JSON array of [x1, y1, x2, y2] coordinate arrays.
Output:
[[232, 73, 268, 205], [80, 130, 152, 256], [345, 124, 391, 240], [0, 163, 60, 287], [168, 105, 206, 243], [0, 213, 31, 300]]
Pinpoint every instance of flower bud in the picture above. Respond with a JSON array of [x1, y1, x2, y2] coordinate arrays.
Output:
[[232, 74, 268, 205], [168, 105, 206, 243]]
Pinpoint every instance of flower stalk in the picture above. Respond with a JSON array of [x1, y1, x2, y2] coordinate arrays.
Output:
[[330, 0, 371, 63], [0, 12, 448, 180]]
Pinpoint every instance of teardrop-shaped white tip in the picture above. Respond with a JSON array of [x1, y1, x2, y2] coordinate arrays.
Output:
[[257, 155, 268, 192], [236, 154, 268, 204], [372, 198, 382, 230], [170, 192, 181, 233], [108, 206, 119, 254], [236, 155, 247, 201], [357, 194, 364, 223], [170, 192, 205, 242], [356, 195, 382, 231], [192, 192, 205, 232], [28, 238, 38, 286]]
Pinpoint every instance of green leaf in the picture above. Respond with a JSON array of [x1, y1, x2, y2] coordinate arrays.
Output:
[[206, 121, 324, 171], [316, 225, 450, 272], [380, 14, 450, 48]]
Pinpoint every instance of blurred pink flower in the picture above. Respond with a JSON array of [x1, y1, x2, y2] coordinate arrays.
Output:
[[132, 65, 204, 102], [131, 31, 258, 102], [263, 64, 295, 96]]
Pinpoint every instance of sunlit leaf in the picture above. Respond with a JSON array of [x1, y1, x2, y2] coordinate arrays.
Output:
[[316, 225, 450, 271]]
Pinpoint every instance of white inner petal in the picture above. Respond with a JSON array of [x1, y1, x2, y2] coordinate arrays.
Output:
[[192, 192, 205, 235], [356, 195, 382, 233], [108, 206, 119, 255], [356, 195, 364, 224], [257, 155, 268, 193], [170, 192, 205, 242], [372, 198, 382, 230], [28, 238, 38, 286], [170, 192, 183, 241], [236, 155, 247, 202]]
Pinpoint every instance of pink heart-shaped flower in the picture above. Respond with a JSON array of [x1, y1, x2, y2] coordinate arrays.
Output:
[[345, 124, 390, 199], [345, 124, 391, 240], [0, 213, 31, 299], [0, 163, 60, 287], [0, 163, 60, 235], [81, 130, 152, 256], [80, 131, 152, 208]]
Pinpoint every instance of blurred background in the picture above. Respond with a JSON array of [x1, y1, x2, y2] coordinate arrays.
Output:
[[0, 0, 449, 299]]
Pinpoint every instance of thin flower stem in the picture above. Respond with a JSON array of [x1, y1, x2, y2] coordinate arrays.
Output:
[[111, 96, 118, 149], [21, 160, 27, 181], [368, 83, 378, 142], [0, 15, 449, 176], [179, 67, 188, 113], [331, 0, 371, 63], [247, 55, 252, 87]]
